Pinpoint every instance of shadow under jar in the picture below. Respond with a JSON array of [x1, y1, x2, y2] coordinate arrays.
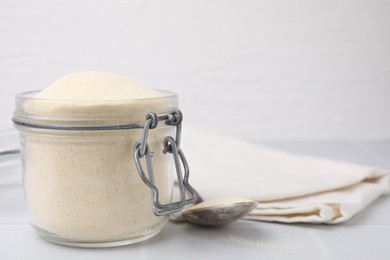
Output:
[[12, 90, 197, 248]]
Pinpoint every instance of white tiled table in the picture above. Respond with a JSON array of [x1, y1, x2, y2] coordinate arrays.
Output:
[[1, 139, 389, 260]]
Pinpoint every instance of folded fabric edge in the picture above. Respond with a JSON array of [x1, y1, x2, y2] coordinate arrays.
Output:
[[249, 172, 390, 204], [245, 175, 390, 224], [246, 203, 340, 223]]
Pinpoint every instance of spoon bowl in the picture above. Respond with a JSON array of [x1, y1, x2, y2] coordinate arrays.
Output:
[[181, 197, 257, 226]]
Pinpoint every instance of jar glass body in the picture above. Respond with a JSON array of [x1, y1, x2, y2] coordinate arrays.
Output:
[[14, 90, 178, 247]]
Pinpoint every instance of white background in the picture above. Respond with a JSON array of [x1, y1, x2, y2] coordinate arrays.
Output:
[[1, 0, 389, 141], [1, 2, 390, 258]]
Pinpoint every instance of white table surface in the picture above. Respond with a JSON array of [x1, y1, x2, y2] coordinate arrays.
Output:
[[1, 139, 389, 260]]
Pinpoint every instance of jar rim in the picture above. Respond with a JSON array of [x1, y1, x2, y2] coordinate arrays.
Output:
[[13, 89, 179, 130], [16, 89, 178, 103]]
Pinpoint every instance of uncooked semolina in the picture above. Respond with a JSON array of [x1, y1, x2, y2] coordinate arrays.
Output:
[[20, 71, 176, 243]]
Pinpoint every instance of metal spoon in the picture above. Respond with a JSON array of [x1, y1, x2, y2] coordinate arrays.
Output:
[[181, 197, 257, 226]]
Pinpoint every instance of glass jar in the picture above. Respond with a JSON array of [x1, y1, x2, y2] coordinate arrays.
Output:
[[13, 90, 196, 247]]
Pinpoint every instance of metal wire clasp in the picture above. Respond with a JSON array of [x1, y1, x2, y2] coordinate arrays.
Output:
[[133, 110, 197, 216]]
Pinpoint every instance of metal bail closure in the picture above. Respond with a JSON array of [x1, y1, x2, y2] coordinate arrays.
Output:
[[133, 110, 197, 216]]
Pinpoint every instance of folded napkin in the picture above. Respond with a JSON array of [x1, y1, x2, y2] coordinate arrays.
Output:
[[181, 127, 390, 223]]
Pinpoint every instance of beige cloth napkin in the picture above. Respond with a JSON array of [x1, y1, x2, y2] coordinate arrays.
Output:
[[181, 127, 390, 223]]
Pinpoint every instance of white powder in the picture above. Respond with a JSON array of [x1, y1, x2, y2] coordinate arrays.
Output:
[[26, 71, 175, 121], [35, 71, 160, 100], [21, 71, 176, 244]]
